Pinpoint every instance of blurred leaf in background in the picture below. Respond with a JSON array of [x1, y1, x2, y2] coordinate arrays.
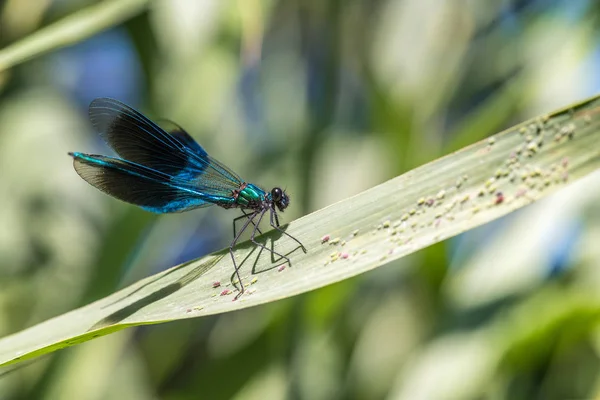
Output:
[[0, 0, 600, 399]]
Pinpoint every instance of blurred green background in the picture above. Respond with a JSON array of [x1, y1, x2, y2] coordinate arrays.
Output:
[[1, 0, 600, 399]]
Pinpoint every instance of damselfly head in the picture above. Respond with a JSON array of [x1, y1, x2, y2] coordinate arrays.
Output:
[[271, 187, 289, 212]]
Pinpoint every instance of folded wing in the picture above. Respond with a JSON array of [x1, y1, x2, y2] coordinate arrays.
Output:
[[88, 98, 244, 196], [69, 152, 229, 213]]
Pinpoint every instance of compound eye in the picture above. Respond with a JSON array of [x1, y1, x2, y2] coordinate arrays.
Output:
[[271, 187, 283, 201]]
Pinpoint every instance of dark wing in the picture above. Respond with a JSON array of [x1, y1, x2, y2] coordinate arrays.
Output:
[[156, 119, 206, 154], [88, 98, 243, 196], [69, 152, 232, 213]]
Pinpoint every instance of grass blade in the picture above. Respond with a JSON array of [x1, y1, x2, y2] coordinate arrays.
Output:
[[1, 94, 599, 368], [0, 0, 149, 72]]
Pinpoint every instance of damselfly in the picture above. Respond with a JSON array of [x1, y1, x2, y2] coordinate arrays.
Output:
[[69, 98, 305, 297]]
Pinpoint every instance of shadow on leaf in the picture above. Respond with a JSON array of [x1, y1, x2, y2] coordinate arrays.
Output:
[[89, 253, 225, 330]]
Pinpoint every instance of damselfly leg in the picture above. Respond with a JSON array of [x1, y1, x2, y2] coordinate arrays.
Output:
[[229, 210, 258, 297], [247, 209, 292, 267], [270, 208, 307, 253], [232, 209, 262, 238]]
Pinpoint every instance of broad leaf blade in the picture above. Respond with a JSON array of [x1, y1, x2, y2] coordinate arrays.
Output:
[[1, 94, 599, 368]]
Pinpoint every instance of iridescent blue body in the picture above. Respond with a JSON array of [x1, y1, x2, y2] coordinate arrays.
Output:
[[69, 98, 304, 297]]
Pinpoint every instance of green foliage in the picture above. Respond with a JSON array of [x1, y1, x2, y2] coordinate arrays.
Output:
[[1, 94, 598, 368], [2, 1, 600, 399]]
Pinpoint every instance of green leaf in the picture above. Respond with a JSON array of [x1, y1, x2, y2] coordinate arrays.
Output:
[[0, 0, 149, 72], [1, 94, 599, 369]]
